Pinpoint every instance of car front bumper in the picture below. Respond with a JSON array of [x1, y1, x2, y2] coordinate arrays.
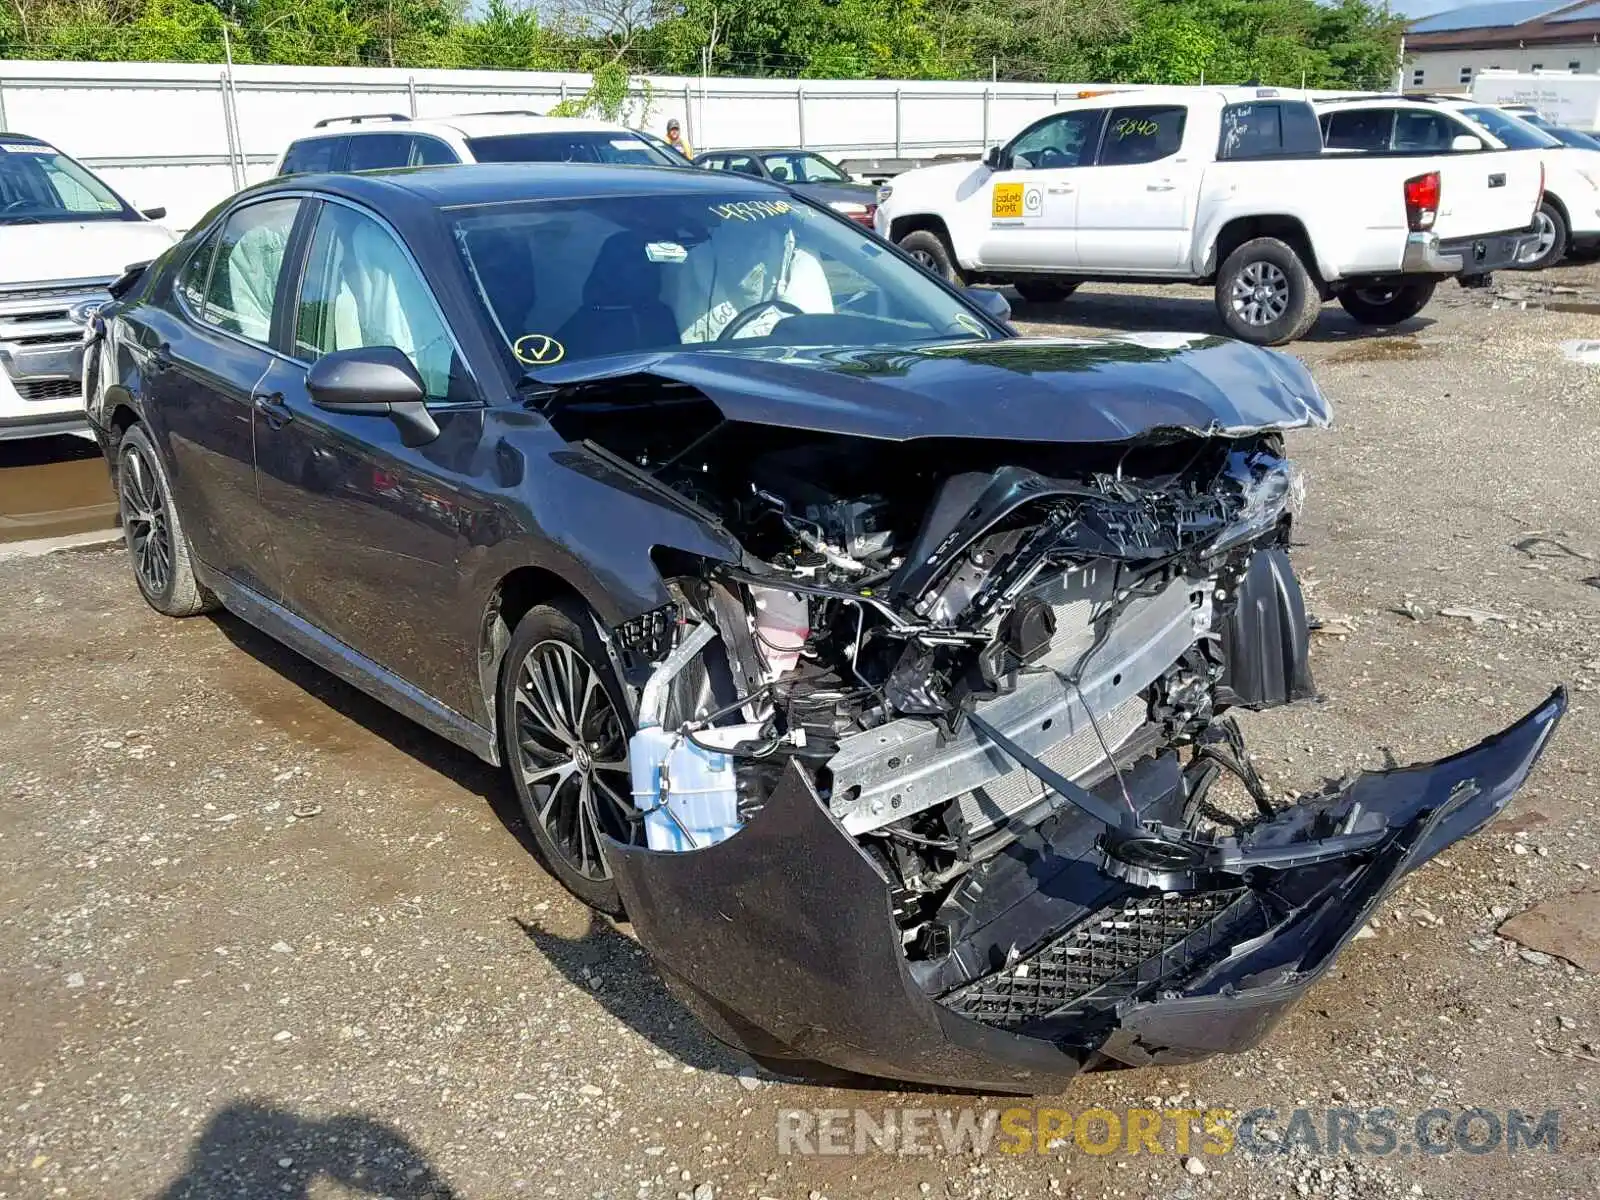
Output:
[[608, 688, 1565, 1092], [1402, 227, 1541, 276]]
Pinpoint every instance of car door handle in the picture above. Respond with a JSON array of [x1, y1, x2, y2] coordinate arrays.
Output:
[[252, 390, 294, 428], [1046, 185, 1073, 194], [1147, 181, 1178, 191]]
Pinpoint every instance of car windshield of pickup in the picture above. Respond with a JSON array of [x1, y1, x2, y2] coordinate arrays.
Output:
[[452, 193, 998, 366], [0, 142, 135, 224]]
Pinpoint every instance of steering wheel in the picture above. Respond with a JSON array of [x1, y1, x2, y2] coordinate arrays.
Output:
[[717, 298, 805, 341], [1031, 146, 1069, 169], [1, 199, 33, 213]]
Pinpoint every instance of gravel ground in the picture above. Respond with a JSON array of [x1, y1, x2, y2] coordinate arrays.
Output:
[[3, 266, 1599, 1200]]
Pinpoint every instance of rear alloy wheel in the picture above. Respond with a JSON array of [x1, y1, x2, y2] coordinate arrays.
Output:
[[1214, 237, 1322, 346], [1516, 201, 1568, 270], [1337, 280, 1436, 326], [1013, 280, 1080, 304], [500, 602, 640, 915], [116, 423, 216, 618], [897, 229, 961, 283]]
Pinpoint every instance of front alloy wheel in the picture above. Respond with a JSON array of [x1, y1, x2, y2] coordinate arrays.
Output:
[[501, 606, 642, 915]]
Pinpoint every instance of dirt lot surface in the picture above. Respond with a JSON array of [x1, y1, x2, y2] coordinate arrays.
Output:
[[3, 268, 1599, 1200]]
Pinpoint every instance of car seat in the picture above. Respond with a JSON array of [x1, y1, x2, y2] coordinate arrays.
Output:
[[555, 231, 679, 358]]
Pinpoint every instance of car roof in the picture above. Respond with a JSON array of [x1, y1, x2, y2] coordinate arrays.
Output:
[[293, 114, 639, 142], [260, 161, 792, 209], [0, 132, 51, 146]]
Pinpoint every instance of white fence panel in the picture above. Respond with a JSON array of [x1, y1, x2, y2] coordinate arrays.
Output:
[[0, 60, 1121, 227]]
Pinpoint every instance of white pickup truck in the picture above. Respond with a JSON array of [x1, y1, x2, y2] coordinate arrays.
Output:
[[0, 133, 176, 441], [875, 86, 1545, 344]]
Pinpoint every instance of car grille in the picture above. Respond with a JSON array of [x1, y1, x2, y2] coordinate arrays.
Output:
[[0, 280, 109, 397], [942, 889, 1254, 1030], [15, 378, 81, 402]]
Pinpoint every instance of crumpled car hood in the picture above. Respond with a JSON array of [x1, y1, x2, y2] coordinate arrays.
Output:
[[532, 333, 1331, 443]]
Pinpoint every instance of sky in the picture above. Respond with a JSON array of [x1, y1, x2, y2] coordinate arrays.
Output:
[[1381, 0, 1468, 15]]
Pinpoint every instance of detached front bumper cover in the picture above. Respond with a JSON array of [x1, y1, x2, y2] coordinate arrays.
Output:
[[608, 689, 1564, 1092]]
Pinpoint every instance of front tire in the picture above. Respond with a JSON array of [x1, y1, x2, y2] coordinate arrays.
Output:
[[1337, 280, 1436, 326], [1516, 201, 1568, 270], [1013, 279, 1080, 304], [1215, 237, 1321, 346], [116, 423, 216, 618], [897, 229, 961, 283], [499, 601, 640, 916]]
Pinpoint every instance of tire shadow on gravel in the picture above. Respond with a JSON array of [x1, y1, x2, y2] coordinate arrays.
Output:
[[154, 1098, 457, 1199], [1010, 288, 1437, 343], [514, 910, 749, 1076]]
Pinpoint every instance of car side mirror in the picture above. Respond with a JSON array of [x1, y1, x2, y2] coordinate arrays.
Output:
[[983, 145, 1007, 170], [140, 207, 167, 220], [305, 346, 440, 447], [1450, 134, 1483, 152], [964, 287, 1012, 324]]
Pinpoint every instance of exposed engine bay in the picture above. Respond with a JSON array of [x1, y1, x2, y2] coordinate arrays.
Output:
[[529, 340, 1564, 1091]]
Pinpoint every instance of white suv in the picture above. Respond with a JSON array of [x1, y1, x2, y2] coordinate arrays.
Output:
[[1, 133, 176, 442], [1317, 95, 1599, 269], [275, 112, 686, 175]]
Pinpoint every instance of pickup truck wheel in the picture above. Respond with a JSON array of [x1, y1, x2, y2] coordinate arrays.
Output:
[[898, 230, 961, 283], [1215, 238, 1321, 346], [1515, 202, 1568, 270], [1013, 280, 1080, 304], [1337, 281, 1436, 326]]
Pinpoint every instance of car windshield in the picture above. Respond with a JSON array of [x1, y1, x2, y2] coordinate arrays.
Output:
[[760, 152, 850, 183], [0, 142, 132, 224], [464, 131, 677, 167], [451, 192, 995, 367], [1461, 106, 1561, 149], [1527, 117, 1600, 149]]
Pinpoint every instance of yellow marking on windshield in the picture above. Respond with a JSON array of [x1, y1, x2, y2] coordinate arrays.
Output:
[[514, 333, 565, 366]]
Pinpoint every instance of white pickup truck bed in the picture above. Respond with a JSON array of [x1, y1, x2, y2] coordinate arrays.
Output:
[[876, 86, 1543, 344]]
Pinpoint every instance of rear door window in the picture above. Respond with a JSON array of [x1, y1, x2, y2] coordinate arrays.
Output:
[[345, 133, 413, 172], [281, 137, 343, 175], [1097, 106, 1187, 165], [1321, 109, 1393, 152], [410, 136, 458, 166]]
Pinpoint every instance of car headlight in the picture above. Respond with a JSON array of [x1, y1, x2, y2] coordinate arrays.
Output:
[[829, 201, 870, 215], [877, 184, 893, 205]]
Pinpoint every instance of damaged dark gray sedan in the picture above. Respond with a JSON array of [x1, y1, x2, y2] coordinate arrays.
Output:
[[84, 164, 1565, 1093]]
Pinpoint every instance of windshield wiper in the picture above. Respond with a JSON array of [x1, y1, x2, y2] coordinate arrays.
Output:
[[0, 215, 44, 225]]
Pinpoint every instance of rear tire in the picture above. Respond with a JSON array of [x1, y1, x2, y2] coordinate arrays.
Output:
[[1214, 237, 1321, 346], [897, 229, 962, 284], [116, 423, 217, 618], [1013, 279, 1080, 304], [1516, 200, 1568, 270], [1337, 280, 1437, 326], [499, 600, 640, 916]]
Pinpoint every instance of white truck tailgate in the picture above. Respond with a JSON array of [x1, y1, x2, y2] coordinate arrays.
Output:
[[1433, 149, 1543, 239]]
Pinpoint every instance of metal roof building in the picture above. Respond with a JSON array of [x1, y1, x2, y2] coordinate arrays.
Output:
[[1403, 2, 1600, 90]]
